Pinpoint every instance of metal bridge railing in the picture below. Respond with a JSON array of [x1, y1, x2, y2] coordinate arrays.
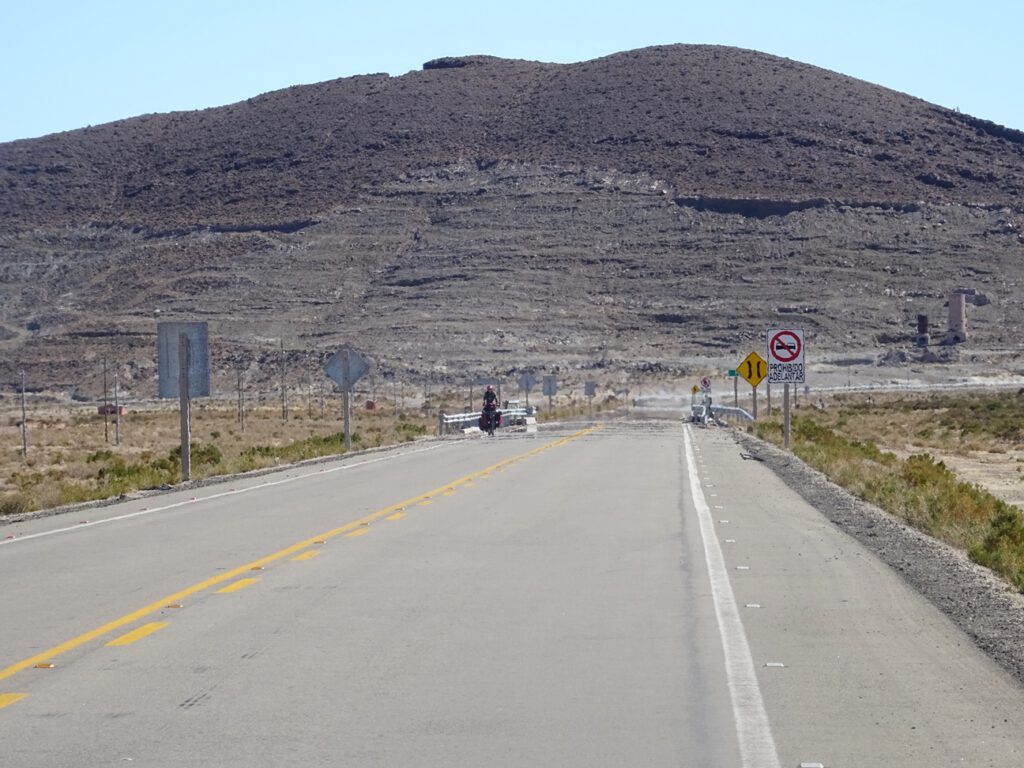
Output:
[[438, 408, 532, 436]]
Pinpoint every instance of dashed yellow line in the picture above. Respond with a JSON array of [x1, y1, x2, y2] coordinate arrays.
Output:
[[0, 693, 28, 710], [293, 550, 321, 561], [216, 578, 259, 594], [106, 622, 168, 647], [0, 425, 600, 687], [345, 527, 371, 538], [386, 512, 406, 521]]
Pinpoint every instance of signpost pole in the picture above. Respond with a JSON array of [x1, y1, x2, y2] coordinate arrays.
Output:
[[178, 334, 191, 482], [783, 383, 791, 449], [752, 385, 758, 420], [734, 375, 738, 408], [766, 381, 772, 417], [342, 353, 352, 452]]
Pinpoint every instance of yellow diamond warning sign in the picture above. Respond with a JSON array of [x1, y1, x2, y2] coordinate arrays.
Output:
[[738, 351, 767, 388]]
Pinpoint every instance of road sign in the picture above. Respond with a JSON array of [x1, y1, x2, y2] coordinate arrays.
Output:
[[157, 322, 210, 398], [699, 376, 712, 392], [584, 380, 597, 397], [542, 375, 557, 397], [737, 351, 767, 388], [324, 345, 370, 391], [691, 385, 700, 395], [727, 369, 738, 378], [766, 329, 805, 383], [518, 373, 537, 392]]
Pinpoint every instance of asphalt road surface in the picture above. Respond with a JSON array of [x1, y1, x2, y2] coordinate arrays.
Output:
[[2, 421, 1024, 767]]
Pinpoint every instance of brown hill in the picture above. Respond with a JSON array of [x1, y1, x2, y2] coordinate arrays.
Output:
[[2, 45, 1023, 398]]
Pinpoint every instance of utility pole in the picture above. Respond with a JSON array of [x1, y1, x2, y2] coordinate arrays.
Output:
[[280, 338, 288, 421], [237, 365, 246, 433], [103, 359, 110, 443], [113, 369, 121, 446], [306, 355, 313, 419], [20, 370, 28, 459]]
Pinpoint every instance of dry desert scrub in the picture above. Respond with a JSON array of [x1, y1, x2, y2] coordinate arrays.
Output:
[[1, 400, 433, 515]]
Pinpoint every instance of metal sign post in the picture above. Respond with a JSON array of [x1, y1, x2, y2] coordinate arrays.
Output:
[[584, 380, 597, 415], [178, 334, 191, 482], [766, 329, 806, 450], [518, 372, 537, 408], [542, 375, 557, 412], [158, 322, 210, 483], [324, 345, 370, 452]]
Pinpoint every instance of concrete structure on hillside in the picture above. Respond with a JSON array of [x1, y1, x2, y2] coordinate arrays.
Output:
[[947, 291, 967, 344]]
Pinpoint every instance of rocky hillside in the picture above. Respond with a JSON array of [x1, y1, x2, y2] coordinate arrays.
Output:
[[1, 45, 1023, 397]]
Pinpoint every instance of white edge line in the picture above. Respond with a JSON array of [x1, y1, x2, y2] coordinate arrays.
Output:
[[1, 442, 452, 546], [683, 424, 780, 768]]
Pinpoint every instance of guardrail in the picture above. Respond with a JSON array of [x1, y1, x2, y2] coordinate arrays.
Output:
[[690, 404, 754, 425], [438, 408, 532, 436]]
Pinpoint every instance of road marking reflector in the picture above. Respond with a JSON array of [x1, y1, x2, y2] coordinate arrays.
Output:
[[217, 578, 259, 594], [725, 539, 737, 543], [0, 693, 28, 709], [746, 604, 762, 609], [736, 566, 750, 570], [293, 550, 320, 561], [165, 603, 183, 609], [106, 622, 168, 647], [765, 662, 786, 668], [250, 566, 265, 571], [33, 664, 55, 669]]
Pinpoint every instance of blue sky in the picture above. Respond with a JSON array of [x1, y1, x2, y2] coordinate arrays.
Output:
[[3, 1, 1022, 143]]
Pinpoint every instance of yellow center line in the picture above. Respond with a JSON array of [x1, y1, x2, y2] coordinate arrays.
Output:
[[217, 578, 259, 594], [345, 528, 371, 538], [292, 550, 321, 561], [0, 693, 28, 710], [0, 425, 600, 685], [386, 512, 406, 521], [105, 622, 169, 647]]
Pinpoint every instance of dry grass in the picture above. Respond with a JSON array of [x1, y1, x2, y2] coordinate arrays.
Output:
[[1, 393, 604, 515], [0, 396, 440, 514]]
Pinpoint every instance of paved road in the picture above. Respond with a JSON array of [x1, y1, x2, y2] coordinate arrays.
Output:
[[2, 421, 1024, 766]]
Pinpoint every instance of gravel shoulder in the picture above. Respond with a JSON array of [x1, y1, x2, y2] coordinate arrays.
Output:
[[734, 427, 1024, 687]]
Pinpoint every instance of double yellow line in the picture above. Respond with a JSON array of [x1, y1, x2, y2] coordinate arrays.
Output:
[[0, 425, 598, 705]]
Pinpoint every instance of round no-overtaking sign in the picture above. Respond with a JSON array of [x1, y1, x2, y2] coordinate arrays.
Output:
[[766, 329, 805, 383]]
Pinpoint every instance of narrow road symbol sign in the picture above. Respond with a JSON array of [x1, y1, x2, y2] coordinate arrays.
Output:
[[738, 351, 767, 388]]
